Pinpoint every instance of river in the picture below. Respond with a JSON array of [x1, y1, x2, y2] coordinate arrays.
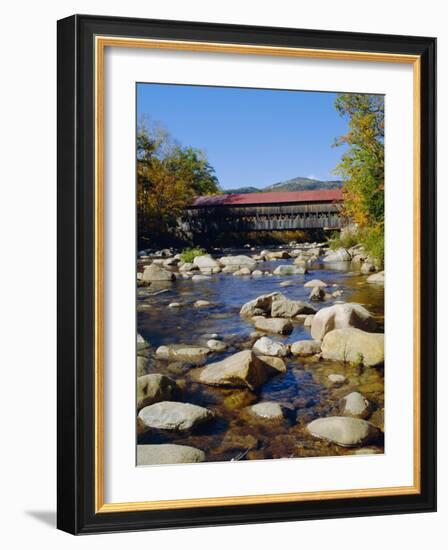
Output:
[[137, 246, 384, 462]]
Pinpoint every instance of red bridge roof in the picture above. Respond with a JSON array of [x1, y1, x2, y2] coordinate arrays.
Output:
[[192, 189, 343, 207]]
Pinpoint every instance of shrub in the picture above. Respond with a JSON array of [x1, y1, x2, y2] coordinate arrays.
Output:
[[180, 247, 206, 263]]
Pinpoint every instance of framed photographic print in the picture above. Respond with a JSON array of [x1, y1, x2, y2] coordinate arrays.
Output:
[[57, 14, 436, 534]]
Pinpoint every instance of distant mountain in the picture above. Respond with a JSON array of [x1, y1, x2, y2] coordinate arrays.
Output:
[[223, 176, 342, 194]]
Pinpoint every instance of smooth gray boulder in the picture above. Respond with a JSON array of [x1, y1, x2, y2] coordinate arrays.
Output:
[[196, 350, 273, 390], [142, 264, 176, 282], [193, 254, 220, 269], [253, 336, 288, 357], [155, 344, 210, 364], [206, 339, 227, 352], [367, 271, 385, 284], [253, 316, 293, 335], [218, 255, 256, 270], [138, 401, 214, 431], [290, 339, 321, 356], [323, 248, 351, 263], [310, 302, 377, 340], [321, 328, 384, 367], [307, 416, 381, 447], [137, 444, 205, 465]]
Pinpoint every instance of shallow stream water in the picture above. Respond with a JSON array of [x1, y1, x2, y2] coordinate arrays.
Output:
[[137, 249, 384, 462]]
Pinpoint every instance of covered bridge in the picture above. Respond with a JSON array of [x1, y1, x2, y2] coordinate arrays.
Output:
[[180, 189, 344, 235]]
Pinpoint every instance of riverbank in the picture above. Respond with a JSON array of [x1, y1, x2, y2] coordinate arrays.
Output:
[[136, 242, 385, 465]]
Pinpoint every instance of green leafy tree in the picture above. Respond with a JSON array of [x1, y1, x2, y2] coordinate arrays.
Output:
[[333, 94, 385, 265], [137, 118, 220, 242]]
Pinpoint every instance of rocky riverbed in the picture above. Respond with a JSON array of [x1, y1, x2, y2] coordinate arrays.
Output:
[[136, 243, 385, 465]]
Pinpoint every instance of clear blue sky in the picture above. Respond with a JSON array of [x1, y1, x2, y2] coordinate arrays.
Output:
[[137, 83, 349, 190]]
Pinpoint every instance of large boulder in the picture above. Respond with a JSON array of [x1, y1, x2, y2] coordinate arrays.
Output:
[[367, 271, 385, 284], [310, 302, 377, 340], [271, 295, 316, 318], [257, 355, 287, 373], [290, 339, 321, 356], [253, 316, 293, 335], [137, 444, 205, 465], [240, 292, 315, 319], [218, 255, 256, 270], [240, 292, 280, 317], [273, 265, 307, 276], [137, 374, 178, 410], [142, 264, 176, 282], [321, 328, 384, 367], [265, 250, 291, 260], [138, 401, 214, 431], [195, 350, 273, 390], [323, 248, 351, 263], [307, 416, 381, 447], [193, 254, 220, 270], [253, 336, 288, 357], [155, 344, 210, 364]]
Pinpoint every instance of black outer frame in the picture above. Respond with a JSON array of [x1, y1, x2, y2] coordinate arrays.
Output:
[[57, 14, 437, 535]]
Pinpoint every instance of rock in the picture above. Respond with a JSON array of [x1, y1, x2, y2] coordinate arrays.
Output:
[[271, 295, 316, 318], [195, 350, 273, 390], [168, 302, 182, 308], [304, 314, 315, 327], [155, 344, 210, 363], [193, 255, 220, 269], [341, 392, 371, 418], [321, 328, 384, 367], [240, 292, 314, 319], [249, 402, 284, 420], [194, 300, 212, 308], [309, 286, 326, 301], [233, 267, 252, 276], [137, 355, 148, 377], [253, 316, 293, 335], [258, 355, 287, 373], [253, 336, 288, 357], [323, 248, 351, 263], [163, 257, 180, 267], [219, 255, 256, 270], [361, 262, 376, 274], [279, 281, 294, 287], [137, 444, 205, 465], [265, 250, 291, 260], [367, 271, 385, 284], [137, 374, 178, 410], [142, 264, 176, 282], [307, 416, 381, 447], [137, 333, 150, 352], [332, 290, 343, 298], [240, 292, 280, 317], [191, 274, 211, 282], [138, 401, 214, 431], [252, 270, 263, 277], [206, 339, 227, 352], [310, 302, 377, 340], [304, 279, 327, 288], [179, 262, 199, 272], [273, 265, 307, 276], [290, 339, 321, 356], [328, 373, 346, 386]]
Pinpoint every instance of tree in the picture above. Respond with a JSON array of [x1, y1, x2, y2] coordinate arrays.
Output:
[[137, 118, 220, 242], [333, 94, 385, 265]]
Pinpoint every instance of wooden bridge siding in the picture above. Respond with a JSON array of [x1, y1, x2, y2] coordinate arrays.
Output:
[[181, 201, 343, 232]]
